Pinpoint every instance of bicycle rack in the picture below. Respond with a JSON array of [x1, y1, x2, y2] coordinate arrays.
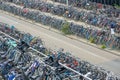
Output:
[[29, 47, 48, 57], [59, 61, 92, 80]]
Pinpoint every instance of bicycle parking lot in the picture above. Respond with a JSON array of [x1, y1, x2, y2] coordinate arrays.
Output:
[[0, 0, 120, 80], [0, 22, 119, 80]]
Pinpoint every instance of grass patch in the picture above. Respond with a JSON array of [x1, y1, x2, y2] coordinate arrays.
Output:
[[61, 22, 72, 35], [101, 44, 106, 49], [89, 37, 95, 43]]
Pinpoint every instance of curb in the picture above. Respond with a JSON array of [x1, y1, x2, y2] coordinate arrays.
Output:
[[66, 35, 120, 56], [1, 10, 120, 57]]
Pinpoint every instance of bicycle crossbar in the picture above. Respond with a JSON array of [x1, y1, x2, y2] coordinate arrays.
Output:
[[59, 61, 92, 80]]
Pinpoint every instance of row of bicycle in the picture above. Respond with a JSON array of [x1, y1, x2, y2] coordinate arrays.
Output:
[[4, 0, 120, 33], [0, 27, 79, 80], [0, 22, 119, 80], [0, 22, 47, 54], [11, 0, 120, 17], [0, 2, 120, 50], [50, 0, 120, 15]]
